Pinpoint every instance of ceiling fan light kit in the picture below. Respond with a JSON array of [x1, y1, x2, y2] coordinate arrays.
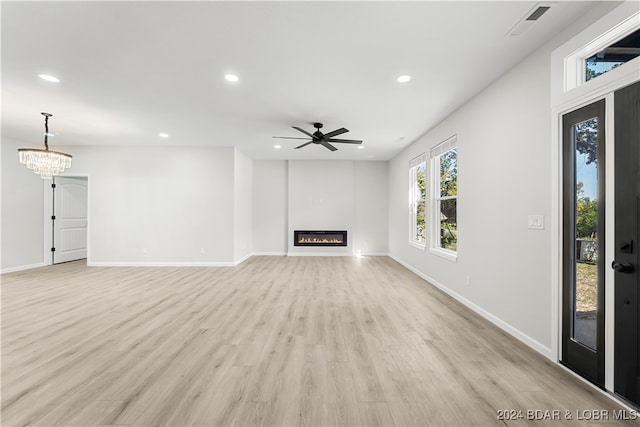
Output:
[[273, 122, 363, 152]]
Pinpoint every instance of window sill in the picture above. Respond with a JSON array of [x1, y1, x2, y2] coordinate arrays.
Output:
[[429, 247, 457, 262], [408, 241, 426, 250]]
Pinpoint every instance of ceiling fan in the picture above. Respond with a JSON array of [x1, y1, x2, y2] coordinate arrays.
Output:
[[273, 123, 362, 151]]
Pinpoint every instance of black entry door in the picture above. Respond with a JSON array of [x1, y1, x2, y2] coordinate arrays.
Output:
[[562, 99, 606, 387], [614, 81, 640, 407]]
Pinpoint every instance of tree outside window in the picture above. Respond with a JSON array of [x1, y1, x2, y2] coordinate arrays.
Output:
[[430, 136, 457, 257], [438, 149, 457, 251], [409, 155, 427, 247]]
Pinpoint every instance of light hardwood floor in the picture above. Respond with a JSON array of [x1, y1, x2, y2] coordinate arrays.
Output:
[[1, 256, 637, 426]]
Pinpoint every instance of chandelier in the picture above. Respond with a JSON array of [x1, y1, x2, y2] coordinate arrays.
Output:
[[18, 112, 72, 179]]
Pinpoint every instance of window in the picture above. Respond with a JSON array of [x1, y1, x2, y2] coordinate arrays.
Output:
[[409, 153, 427, 248], [558, 7, 640, 94], [585, 27, 640, 82], [430, 136, 457, 260]]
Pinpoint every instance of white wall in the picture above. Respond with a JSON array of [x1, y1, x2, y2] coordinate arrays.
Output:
[[2, 145, 389, 270], [253, 159, 388, 256], [234, 148, 253, 263], [286, 160, 389, 256], [389, 47, 554, 354], [353, 161, 388, 255], [252, 160, 288, 254], [56, 145, 236, 265], [287, 160, 354, 255], [387, 3, 618, 358], [1, 138, 46, 272]]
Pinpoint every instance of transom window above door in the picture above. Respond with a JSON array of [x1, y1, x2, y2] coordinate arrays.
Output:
[[586, 27, 640, 82]]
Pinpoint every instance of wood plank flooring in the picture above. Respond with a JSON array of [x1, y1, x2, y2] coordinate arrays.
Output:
[[1, 256, 637, 426]]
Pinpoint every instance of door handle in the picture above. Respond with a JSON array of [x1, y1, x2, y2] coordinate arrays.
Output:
[[611, 261, 634, 274]]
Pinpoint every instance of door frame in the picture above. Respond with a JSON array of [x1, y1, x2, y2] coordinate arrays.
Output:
[[550, 2, 640, 393], [43, 173, 91, 266]]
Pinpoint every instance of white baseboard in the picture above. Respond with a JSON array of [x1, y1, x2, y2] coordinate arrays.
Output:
[[252, 252, 287, 256], [1, 262, 47, 274], [388, 254, 553, 360], [87, 261, 236, 267], [233, 253, 253, 265]]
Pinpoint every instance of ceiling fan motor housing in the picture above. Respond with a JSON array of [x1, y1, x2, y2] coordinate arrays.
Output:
[[312, 123, 324, 141]]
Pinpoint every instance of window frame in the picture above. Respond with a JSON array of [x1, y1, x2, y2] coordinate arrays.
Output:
[[429, 135, 458, 262], [408, 153, 427, 249], [564, 10, 640, 91]]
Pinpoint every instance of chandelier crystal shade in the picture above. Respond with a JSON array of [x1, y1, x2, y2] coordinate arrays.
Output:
[[18, 113, 72, 179]]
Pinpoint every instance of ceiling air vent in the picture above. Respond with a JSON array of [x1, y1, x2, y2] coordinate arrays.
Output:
[[526, 6, 551, 21], [507, 2, 552, 36]]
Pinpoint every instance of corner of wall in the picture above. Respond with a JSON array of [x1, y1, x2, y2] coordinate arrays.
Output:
[[233, 149, 254, 261], [1, 137, 46, 271]]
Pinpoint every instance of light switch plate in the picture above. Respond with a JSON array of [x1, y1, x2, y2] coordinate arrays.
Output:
[[528, 215, 544, 230]]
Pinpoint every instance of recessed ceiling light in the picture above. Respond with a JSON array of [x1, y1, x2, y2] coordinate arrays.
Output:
[[225, 74, 239, 83], [396, 75, 411, 83], [358, 146, 365, 149], [159, 133, 169, 138], [38, 74, 60, 83], [274, 144, 281, 149]]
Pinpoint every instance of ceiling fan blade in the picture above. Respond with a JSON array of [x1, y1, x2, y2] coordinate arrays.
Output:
[[292, 126, 315, 138], [327, 138, 363, 144], [294, 141, 313, 149], [272, 136, 312, 140], [320, 141, 338, 151], [323, 127, 348, 139]]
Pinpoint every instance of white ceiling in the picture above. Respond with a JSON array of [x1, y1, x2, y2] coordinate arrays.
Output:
[[2, 1, 598, 161]]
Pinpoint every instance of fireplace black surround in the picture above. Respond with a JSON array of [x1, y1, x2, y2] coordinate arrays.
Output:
[[294, 230, 347, 247]]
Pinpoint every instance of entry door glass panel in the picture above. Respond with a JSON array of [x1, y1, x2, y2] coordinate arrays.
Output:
[[573, 117, 599, 350], [562, 99, 605, 386]]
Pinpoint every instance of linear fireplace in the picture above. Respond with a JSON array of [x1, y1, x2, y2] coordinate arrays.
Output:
[[294, 230, 348, 247]]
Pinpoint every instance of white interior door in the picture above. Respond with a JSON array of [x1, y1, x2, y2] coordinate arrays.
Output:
[[53, 176, 88, 264]]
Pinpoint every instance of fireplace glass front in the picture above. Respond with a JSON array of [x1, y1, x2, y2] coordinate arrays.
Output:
[[294, 230, 347, 247]]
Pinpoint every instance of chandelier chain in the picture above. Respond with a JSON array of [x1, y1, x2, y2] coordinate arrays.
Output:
[[43, 113, 49, 150]]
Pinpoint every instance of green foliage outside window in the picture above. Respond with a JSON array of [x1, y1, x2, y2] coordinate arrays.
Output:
[[576, 182, 597, 239], [574, 119, 598, 241], [439, 150, 457, 251], [416, 165, 426, 243]]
